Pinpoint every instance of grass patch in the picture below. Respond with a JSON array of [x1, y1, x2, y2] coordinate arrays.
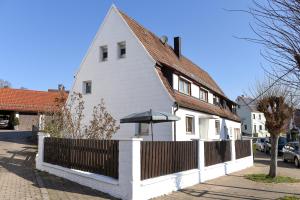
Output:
[[245, 174, 300, 183], [278, 196, 300, 200]]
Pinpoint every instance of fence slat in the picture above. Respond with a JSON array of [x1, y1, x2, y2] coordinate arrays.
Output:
[[140, 141, 198, 180], [44, 137, 119, 179]]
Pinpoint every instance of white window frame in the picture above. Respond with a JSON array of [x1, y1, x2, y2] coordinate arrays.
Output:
[[215, 120, 220, 135], [99, 45, 108, 62], [83, 81, 92, 94], [185, 115, 195, 134], [199, 88, 208, 102], [138, 123, 149, 135], [118, 41, 126, 58], [179, 78, 191, 95]]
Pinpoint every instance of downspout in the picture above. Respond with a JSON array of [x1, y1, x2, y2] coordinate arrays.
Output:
[[173, 102, 179, 141]]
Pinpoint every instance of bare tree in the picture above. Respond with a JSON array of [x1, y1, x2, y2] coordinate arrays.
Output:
[[251, 80, 293, 177], [44, 91, 119, 139], [0, 79, 11, 88], [246, 0, 300, 88]]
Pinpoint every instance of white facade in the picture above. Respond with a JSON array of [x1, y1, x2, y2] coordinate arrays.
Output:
[[236, 96, 269, 137], [69, 5, 241, 141]]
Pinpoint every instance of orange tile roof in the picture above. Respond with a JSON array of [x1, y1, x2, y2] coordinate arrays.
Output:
[[0, 88, 67, 113], [120, 11, 225, 97]]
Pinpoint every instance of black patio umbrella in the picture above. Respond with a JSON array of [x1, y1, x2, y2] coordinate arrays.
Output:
[[120, 109, 180, 141]]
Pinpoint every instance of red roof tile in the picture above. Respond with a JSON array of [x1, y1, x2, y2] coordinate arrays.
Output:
[[0, 88, 67, 113]]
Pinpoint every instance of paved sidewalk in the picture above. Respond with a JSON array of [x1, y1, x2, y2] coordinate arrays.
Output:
[[0, 131, 117, 200], [156, 151, 300, 200]]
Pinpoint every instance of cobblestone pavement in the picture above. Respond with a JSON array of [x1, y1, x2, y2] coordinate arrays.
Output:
[[156, 151, 300, 200], [0, 131, 116, 200]]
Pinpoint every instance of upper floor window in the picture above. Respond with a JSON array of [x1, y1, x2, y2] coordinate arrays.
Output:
[[83, 81, 92, 94], [179, 78, 191, 95], [253, 114, 256, 119], [215, 120, 220, 135], [199, 88, 208, 102], [213, 95, 220, 105], [100, 45, 108, 61], [186, 115, 195, 134], [118, 41, 126, 58], [259, 114, 261, 120], [244, 124, 247, 130]]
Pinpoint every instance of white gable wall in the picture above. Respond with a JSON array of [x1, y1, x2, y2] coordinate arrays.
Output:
[[70, 6, 174, 140]]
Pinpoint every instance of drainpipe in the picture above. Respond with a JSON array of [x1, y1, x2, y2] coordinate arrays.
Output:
[[173, 102, 179, 141]]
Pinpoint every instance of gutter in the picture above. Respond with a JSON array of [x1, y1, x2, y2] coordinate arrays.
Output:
[[173, 102, 179, 141]]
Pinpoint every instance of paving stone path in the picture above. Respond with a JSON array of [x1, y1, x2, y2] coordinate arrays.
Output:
[[0, 131, 116, 200]]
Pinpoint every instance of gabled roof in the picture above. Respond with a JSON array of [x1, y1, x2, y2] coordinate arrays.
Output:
[[0, 88, 67, 113], [119, 11, 225, 97], [118, 9, 239, 122]]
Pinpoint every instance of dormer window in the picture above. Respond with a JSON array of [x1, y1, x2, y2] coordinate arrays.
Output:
[[118, 41, 126, 58], [199, 88, 208, 102], [213, 95, 220, 105], [179, 78, 191, 95], [100, 46, 108, 61]]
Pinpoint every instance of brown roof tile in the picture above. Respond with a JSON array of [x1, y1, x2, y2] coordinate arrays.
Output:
[[0, 88, 67, 113], [120, 11, 225, 97]]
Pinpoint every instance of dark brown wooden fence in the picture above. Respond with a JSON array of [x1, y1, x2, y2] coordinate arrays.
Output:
[[235, 140, 251, 159], [44, 137, 119, 179], [204, 140, 231, 166], [140, 141, 198, 180]]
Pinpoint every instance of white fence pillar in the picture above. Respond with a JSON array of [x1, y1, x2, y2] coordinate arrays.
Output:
[[193, 139, 205, 182], [36, 132, 50, 170], [119, 138, 143, 200], [231, 140, 236, 161]]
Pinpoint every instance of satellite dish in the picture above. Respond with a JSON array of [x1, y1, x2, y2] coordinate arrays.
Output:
[[160, 35, 168, 44]]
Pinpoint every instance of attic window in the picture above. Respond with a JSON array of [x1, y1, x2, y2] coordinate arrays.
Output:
[[179, 78, 191, 95], [83, 81, 92, 94], [100, 46, 108, 61], [199, 88, 208, 102], [118, 41, 126, 58]]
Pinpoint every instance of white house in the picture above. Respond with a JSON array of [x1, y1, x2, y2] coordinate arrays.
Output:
[[69, 5, 241, 141], [236, 95, 269, 138]]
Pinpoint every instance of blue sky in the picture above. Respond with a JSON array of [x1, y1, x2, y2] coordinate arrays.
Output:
[[0, 0, 266, 100]]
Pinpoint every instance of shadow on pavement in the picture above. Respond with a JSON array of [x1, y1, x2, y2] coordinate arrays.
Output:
[[0, 139, 118, 199]]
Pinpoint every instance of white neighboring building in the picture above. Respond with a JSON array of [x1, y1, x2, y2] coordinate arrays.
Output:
[[69, 5, 241, 141], [236, 95, 269, 138]]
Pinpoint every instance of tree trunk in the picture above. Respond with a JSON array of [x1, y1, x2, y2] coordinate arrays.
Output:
[[269, 134, 279, 177]]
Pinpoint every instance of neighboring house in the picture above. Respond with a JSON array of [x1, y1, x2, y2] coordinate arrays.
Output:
[[0, 87, 65, 130], [236, 95, 269, 138], [69, 5, 241, 141]]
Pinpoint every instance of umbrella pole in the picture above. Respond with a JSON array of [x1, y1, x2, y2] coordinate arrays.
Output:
[[151, 122, 153, 141]]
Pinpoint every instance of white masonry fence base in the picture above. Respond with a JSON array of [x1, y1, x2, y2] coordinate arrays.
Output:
[[36, 133, 253, 200]]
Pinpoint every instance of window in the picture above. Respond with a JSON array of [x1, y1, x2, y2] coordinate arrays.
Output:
[[185, 116, 194, 134], [259, 125, 263, 131], [83, 81, 92, 94], [213, 95, 220, 105], [100, 45, 108, 61], [259, 114, 261, 120], [244, 124, 247, 130], [199, 88, 208, 102], [179, 78, 191, 95], [215, 120, 220, 135], [138, 123, 149, 135], [253, 114, 255, 119], [118, 41, 126, 58], [254, 125, 257, 133]]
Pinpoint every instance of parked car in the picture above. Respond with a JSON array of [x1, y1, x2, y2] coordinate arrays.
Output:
[[0, 115, 9, 128], [282, 142, 300, 168], [255, 138, 266, 151], [264, 136, 287, 155]]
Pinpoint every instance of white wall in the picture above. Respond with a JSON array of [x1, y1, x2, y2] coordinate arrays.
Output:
[[69, 6, 174, 140], [175, 107, 241, 141]]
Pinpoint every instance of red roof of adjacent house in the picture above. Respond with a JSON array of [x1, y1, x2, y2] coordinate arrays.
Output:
[[0, 88, 67, 113]]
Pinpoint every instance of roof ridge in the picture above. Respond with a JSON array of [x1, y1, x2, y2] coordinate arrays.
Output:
[[119, 9, 228, 98]]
